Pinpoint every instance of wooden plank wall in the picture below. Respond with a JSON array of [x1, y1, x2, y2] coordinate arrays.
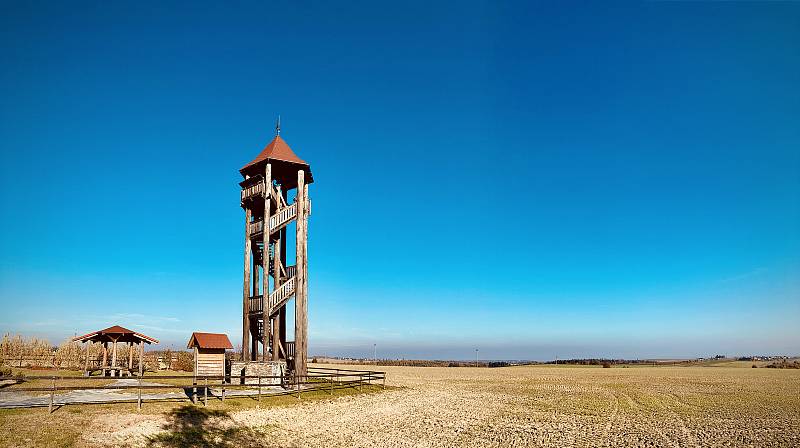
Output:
[[195, 351, 225, 377]]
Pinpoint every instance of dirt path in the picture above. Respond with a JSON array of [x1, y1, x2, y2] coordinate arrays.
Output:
[[0, 379, 291, 409]]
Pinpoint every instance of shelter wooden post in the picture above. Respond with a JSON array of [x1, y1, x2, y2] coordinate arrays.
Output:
[[128, 342, 134, 370], [102, 342, 108, 373], [84, 342, 91, 376], [242, 207, 252, 362], [139, 341, 144, 376], [111, 337, 118, 376]]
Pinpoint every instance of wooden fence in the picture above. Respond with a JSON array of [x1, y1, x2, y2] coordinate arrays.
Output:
[[0, 367, 386, 413]]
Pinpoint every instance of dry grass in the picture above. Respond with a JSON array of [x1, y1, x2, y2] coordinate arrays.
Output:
[[1, 363, 798, 447]]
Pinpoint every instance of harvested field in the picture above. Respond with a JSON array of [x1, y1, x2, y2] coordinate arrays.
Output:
[[1, 363, 799, 447]]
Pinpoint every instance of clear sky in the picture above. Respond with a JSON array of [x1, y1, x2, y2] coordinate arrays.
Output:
[[1, 2, 798, 360]]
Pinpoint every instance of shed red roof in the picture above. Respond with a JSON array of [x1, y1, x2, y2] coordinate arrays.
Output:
[[240, 135, 308, 171], [187, 332, 233, 350]]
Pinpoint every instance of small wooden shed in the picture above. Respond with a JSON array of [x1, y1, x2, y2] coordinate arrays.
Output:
[[187, 332, 233, 378]]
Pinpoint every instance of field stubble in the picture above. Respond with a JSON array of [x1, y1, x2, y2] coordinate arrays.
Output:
[[28, 364, 800, 447]]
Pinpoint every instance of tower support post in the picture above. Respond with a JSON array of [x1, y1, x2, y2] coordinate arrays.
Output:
[[252, 252, 260, 359], [295, 169, 308, 376], [262, 164, 272, 361], [242, 207, 252, 361]]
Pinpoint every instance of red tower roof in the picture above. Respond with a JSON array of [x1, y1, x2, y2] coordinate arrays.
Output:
[[239, 135, 313, 186], [240, 135, 307, 170]]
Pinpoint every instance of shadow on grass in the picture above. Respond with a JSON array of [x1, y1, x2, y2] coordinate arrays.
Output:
[[146, 405, 267, 448]]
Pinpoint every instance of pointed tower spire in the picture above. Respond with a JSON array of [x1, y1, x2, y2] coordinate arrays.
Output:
[[275, 115, 281, 136]]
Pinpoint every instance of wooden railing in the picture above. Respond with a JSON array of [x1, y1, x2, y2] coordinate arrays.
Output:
[[241, 180, 287, 207], [269, 203, 297, 233], [247, 203, 297, 238], [285, 341, 295, 359], [248, 219, 264, 236], [267, 277, 295, 314], [248, 266, 297, 318], [248, 295, 263, 315], [241, 181, 266, 202]]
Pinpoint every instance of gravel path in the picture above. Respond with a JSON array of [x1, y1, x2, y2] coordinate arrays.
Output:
[[83, 364, 800, 448]]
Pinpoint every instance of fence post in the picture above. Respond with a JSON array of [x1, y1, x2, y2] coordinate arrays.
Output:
[[137, 375, 142, 410], [221, 377, 225, 403], [48, 377, 55, 414], [204, 378, 208, 406], [382, 374, 386, 390], [330, 373, 334, 395], [296, 375, 301, 399], [257, 376, 261, 401]]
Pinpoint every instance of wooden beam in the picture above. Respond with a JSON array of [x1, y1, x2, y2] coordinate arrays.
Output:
[[139, 341, 144, 376], [242, 207, 252, 362], [295, 169, 308, 376], [302, 182, 310, 366], [252, 253, 260, 360], [111, 337, 118, 376], [128, 342, 134, 369], [84, 342, 91, 376], [102, 342, 108, 370], [262, 163, 272, 361]]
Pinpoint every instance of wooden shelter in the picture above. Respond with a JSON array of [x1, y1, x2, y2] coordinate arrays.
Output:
[[240, 121, 312, 376], [72, 325, 158, 377], [187, 332, 233, 377]]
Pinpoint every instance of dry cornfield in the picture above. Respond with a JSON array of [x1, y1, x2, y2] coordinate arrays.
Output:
[[76, 363, 800, 448]]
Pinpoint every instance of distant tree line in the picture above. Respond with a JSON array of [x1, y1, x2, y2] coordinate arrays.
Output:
[[547, 359, 644, 366], [765, 360, 800, 369]]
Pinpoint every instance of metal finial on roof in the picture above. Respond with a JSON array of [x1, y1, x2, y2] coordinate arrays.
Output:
[[276, 115, 281, 136]]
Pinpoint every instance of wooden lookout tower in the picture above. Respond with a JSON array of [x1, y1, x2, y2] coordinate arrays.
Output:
[[239, 121, 312, 377]]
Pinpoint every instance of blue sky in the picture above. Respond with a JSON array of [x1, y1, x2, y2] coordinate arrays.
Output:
[[1, 1, 798, 360]]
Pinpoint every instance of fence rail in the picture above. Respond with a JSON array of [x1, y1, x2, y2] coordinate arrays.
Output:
[[0, 368, 386, 413]]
